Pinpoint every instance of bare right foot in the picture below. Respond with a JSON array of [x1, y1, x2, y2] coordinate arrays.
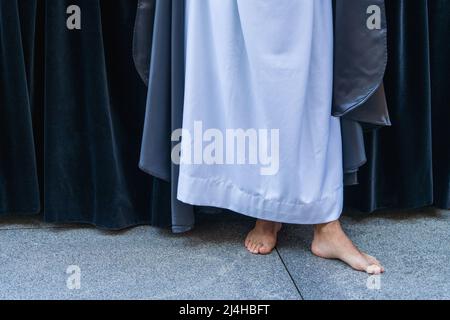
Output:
[[312, 220, 385, 274], [245, 220, 282, 255]]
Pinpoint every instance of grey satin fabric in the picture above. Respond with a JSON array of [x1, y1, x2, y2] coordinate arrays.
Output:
[[133, 0, 391, 230], [345, 84, 390, 127], [332, 0, 388, 117], [137, 0, 195, 232], [133, 0, 156, 85], [342, 83, 391, 184], [332, 0, 391, 184]]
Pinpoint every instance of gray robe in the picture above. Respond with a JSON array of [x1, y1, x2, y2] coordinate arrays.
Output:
[[133, 0, 390, 231]]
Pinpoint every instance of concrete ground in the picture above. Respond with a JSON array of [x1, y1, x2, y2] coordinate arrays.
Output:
[[0, 208, 449, 300]]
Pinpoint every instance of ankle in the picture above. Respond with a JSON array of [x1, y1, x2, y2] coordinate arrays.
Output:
[[255, 220, 281, 232], [314, 220, 340, 235]]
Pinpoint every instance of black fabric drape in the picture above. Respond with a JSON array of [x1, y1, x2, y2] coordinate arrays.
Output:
[[345, 0, 450, 212], [428, 0, 450, 209], [0, 0, 41, 215], [42, 0, 154, 228], [1, 0, 157, 229]]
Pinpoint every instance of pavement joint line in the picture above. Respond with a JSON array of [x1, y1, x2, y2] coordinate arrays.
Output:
[[275, 247, 304, 300]]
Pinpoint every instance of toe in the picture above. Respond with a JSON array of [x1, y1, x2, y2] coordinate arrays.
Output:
[[366, 264, 382, 275], [251, 242, 259, 254], [245, 240, 254, 253], [346, 253, 373, 273], [255, 243, 264, 254], [259, 244, 274, 255], [364, 254, 385, 273], [351, 255, 383, 274]]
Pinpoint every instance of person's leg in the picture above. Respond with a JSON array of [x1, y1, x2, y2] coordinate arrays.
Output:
[[312, 220, 384, 274], [245, 220, 282, 255]]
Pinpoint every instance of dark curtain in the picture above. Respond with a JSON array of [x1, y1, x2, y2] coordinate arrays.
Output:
[[428, 0, 450, 209], [345, 0, 450, 212], [0, 0, 41, 215], [42, 0, 155, 228], [1, 0, 156, 229]]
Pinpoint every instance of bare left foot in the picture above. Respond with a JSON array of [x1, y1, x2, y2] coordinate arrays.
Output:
[[245, 220, 282, 255], [311, 220, 385, 274]]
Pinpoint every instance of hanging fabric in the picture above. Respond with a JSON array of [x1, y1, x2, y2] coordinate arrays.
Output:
[[345, 0, 450, 212], [0, 0, 41, 215], [1, 0, 157, 229], [42, 0, 154, 228]]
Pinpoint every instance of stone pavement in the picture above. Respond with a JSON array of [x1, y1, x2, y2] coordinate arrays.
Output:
[[0, 208, 448, 300]]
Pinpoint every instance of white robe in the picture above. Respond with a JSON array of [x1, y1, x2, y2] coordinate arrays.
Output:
[[177, 0, 343, 224]]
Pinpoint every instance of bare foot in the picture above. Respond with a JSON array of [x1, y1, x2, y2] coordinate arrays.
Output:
[[311, 220, 385, 274], [245, 220, 282, 255]]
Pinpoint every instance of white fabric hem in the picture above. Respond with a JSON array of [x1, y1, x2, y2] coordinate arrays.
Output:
[[177, 172, 343, 225]]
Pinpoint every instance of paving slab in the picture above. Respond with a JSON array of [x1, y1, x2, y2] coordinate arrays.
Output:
[[0, 214, 300, 300], [277, 208, 450, 300]]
